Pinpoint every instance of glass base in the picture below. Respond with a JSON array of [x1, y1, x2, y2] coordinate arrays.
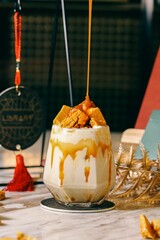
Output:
[[64, 202, 93, 208], [40, 197, 115, 213]]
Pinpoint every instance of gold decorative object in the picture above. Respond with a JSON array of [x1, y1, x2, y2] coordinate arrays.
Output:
[[108, 144, 160, 207]]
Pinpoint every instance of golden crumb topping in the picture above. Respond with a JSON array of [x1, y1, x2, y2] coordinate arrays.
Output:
[[53, 96, 106, 128]]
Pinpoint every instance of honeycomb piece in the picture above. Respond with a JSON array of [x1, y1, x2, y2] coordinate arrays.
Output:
[[74, 95, 95, 113], [0, 232, 37, 240], [87, 107, 106, 126], [16, 232, 37, 240], [139, 214, 156, 239], [151, 219, 160, 237], [90, 118, 106, 127], [77, 110, 89, 127], [53, 105, 71, 125], [61, 109, 88, 128], [0, 190, 5, 200]]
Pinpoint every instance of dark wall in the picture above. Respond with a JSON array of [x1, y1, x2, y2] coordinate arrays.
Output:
[[0, 1, 159, 131]]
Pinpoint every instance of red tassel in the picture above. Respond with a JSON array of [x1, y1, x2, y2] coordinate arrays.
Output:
[[14, 12, 22, 61], [3, 154, 34, 192], [14, 70, 21, 86], [14, 11, 22, 87]]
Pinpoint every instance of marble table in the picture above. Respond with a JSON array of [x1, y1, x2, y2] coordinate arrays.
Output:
[[0, 184, 160, 240], [0, 130, 159, 240]]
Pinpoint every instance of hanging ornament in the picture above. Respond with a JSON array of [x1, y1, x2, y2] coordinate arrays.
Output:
[[0, 0, 44, 151], [0, 0, 44, 191]]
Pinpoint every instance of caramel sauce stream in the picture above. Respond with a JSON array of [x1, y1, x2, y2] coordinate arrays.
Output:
[[86, 0, 92, 97]]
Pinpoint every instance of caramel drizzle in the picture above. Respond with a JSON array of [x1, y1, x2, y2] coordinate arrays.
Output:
[[50, 138, 111, 185], [84, 166, 90, 183], [86, 0, 93, 97]]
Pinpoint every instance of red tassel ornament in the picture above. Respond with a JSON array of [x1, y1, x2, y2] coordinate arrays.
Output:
[[14, 69, 21, 86], [4, 154, 34, 192]]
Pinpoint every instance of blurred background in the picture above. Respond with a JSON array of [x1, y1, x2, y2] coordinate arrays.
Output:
[[0, 0, 160, 132]]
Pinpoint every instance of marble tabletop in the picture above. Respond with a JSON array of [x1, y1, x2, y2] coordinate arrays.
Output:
[[0, 184, 159, 240], [0, 130, 159, 240]]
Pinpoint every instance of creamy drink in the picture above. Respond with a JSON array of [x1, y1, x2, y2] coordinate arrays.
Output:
[[43, 97, 116, 206], [43, 0, 116, 206]]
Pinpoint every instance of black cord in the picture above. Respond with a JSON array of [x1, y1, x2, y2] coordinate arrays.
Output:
[[40, 0, 60, 163]]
